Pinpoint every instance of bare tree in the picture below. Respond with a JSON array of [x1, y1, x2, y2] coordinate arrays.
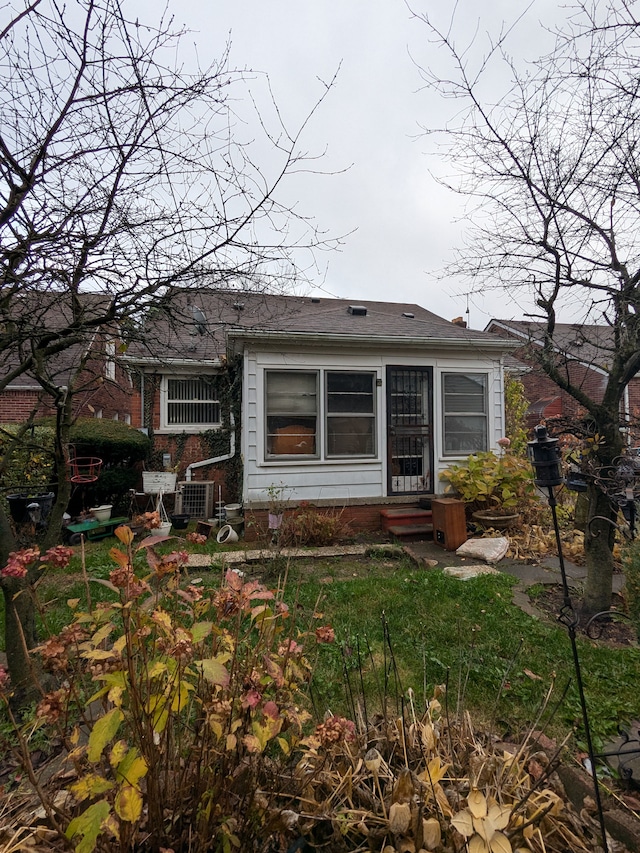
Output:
[[415, 0, 640, 614], [0, 0, 336, 688]]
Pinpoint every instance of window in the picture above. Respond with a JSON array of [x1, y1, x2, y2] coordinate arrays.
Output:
[[442, 373, 488, 455], [265, 369, 376, 459], [164, 377, 220, 428], [266, 371, 317, 456], [105, 341, 116, 381], [326, 372, 375, 456]]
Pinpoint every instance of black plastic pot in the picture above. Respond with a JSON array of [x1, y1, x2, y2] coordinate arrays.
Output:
[[7, 492, 55, 525], [566, 473, 588, 492], [170, 513, 190, 530]]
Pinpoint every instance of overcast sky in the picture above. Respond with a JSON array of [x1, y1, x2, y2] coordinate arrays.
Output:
[[154, 0, 564, 329]]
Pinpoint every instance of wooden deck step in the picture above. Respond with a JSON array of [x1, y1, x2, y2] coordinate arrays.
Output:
[[387, 523, 433, 538], [380, 507, 432, 532]]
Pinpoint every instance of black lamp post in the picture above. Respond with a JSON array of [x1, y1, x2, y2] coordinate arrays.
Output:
[[527, 424, 609, 853]]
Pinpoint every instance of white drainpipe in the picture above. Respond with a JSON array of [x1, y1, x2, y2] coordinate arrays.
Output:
[[185, 413, 236, 482]]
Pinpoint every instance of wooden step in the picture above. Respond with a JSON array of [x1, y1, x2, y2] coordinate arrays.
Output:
[[380, 507, 432, 532], [387, 523, 433, 538]]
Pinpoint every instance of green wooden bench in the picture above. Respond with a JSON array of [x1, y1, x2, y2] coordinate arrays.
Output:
[[65, 517, 129, 545]]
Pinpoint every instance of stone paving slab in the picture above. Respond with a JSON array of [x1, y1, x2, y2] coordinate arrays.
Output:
[[187, 542, 399, 568]]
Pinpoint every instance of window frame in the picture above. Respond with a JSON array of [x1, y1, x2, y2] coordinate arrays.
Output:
[[265, 370, 319, 459], [441, 372, 489, 456], [325, 370, 377, 458], [160, 374, 222, 432], [263, 368, 378, 461]]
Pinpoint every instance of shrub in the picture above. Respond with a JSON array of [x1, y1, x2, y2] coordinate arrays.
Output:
[[441, 450, 536, 513], [279, 503, 350, 546], [0, 528, 334, 852], [0, 424, 55, 496], [622, 541, 640, 637]]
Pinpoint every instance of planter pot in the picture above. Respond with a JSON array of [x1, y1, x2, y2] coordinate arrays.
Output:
[[225, 503, 243, 520], [157, 521, 172, 536], [472, 509, 520, 530], [90, 505, 112, 523], [170, 513, 190, 530], [217, 524, 239, 544], [7, 492, 55, 525], [268, 512, 283, 530]]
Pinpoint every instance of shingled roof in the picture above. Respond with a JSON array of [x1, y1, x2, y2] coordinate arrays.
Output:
[[126, 289, 511, 365], [486, 319, 616, 372]]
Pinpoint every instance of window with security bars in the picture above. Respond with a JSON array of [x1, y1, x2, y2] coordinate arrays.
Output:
[[442, 373, 488, 455], [165, 377, 220, 428]]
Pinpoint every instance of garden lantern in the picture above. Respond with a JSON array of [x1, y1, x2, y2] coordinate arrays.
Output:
[[528, 423, 609, 852], [527, 423, 563, 487]]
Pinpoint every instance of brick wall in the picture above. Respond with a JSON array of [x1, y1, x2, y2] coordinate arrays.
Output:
[[243, 503, 391, 543]]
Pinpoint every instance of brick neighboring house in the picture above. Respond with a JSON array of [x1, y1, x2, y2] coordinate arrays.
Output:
[[123, 289, 517, 531], [486, 319, 640, 439], [0, 292, 132, 425]]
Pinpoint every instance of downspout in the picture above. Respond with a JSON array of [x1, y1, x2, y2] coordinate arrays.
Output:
[[185, 412, 236, 482]]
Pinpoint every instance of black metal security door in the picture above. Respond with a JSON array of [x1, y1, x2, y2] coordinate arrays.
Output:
[[386, 367, 433, 495]]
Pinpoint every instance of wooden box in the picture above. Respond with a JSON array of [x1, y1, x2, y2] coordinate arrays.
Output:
[[431, 498, 467, 551]]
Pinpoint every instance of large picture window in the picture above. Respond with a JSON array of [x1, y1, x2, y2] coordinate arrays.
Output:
[[265, 369, 376, 459], [164, 377, 220, 428], [266, 371, 318, 456], [326, 372, 375, 456], [442, 373, 488, 455]]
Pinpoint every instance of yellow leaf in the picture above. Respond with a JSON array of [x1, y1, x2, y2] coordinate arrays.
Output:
[[468, 789, 487, 819], [277, 736, 290, 755], [91, 623, 115, 646], [115, 784, 143, 823], [81, 648, 115, 661], [469, 835, 490, 853], [70, 773, 114, 802], [226, 733, 237, 751], [87, 708, 123, 763], [421, 723, 436, 751], [451, 810, 474, 838], [113, 634, 127, 655], [170, 679, 194, 712], [487, 805, 512, 831], [67, 598, 80, 609], [109, 740, 128, 768], [489, 832, 512, 853], [422, 818, 441, 851], [115, 749, 147, 787], [114, 526, 134, 546]]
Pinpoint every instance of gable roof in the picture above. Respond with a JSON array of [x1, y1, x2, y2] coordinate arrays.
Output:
[[126, 289, 515, 366], [3, 291, 115, 390], [486, 319, 615, 374]]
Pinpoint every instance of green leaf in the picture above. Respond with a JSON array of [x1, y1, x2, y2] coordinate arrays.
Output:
[[87, 708, 123, 763], [195, 657, 230, 687], [191, 621, 213, 643], [66, 800, 111, 853]]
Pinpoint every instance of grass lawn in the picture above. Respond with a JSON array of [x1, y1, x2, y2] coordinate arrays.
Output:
[[2, 532, 639, 752]]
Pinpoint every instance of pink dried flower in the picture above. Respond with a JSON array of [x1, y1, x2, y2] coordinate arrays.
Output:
[[314, 715, 356, 747], [41, 545, 74, 568], [186, 532, 207, 545], [1, 547, 40, 579], [497, 437, 511, 449], [315, 626, 335, 644]]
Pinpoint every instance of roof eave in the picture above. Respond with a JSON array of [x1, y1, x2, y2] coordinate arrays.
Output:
[[227, 329, 519, 350]]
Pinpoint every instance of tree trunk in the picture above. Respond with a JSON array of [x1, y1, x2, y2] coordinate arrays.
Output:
[[2, 576, 40, 690], [583, 485, 617, 615]]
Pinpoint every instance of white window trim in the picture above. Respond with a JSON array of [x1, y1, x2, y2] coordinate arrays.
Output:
[[441, 371, 489, 457], [159, 374, 222, 433]]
